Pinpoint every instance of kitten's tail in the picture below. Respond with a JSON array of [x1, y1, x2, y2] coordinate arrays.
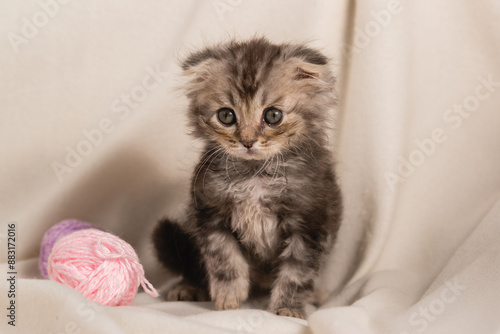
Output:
[[152, 218, 207, 287]]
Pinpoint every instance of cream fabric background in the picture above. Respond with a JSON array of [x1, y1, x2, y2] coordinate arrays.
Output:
[[1, 0, 499, 333]]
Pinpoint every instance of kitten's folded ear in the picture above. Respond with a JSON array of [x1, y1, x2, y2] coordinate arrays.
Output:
[[180, 49, 219, 96], [283, 58, 336, 90], [182, 48, 219, 71], [293, 62, 329, 81], [285, 46, 336, 88]]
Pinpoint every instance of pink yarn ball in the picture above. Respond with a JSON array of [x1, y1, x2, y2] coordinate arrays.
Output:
[[39, 219, 97, 279], [46, 228, 158, 306]]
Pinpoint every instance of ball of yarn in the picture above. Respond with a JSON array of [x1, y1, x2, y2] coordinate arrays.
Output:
[[40, 220, 158, 306], [39, 219, 96, 279]]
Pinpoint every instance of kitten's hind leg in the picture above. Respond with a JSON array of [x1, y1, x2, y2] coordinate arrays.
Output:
[[166, 280, 209, 302], [153, 218, 209, 295]]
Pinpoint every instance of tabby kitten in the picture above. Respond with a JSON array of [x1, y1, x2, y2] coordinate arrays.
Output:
[[153, 37, 342, 319]]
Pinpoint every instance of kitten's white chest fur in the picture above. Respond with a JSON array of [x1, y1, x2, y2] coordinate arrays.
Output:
[[230, 177, 279, 259]]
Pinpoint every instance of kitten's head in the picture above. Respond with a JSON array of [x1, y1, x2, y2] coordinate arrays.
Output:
[[182, 38, 336, 161]]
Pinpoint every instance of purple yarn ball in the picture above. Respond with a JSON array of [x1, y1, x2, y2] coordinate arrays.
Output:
[[39, 219, 97, 279]]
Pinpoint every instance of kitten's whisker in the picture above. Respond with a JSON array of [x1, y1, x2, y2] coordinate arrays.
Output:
[[195, 146, 220, 169], [224, 152, 233, 182], [230, 155, 241, 175], [276, 155, 283, 183], [265, 155, 276, 176], [185, 138, 205, 153], [201, 149, 225, 196], [298, 142, 318, 166], [263, 155, 274, 185], [286, 140, 320, 167], [268, 155, 278, 185], [265, 154, 277, 187], [192, 148, 220, 186], [278, 153, 288, 194], [266, 154, 278, 174], [253, 156, 271, 178], [192, 147, 224, 207], [192, 147, 220, 186]]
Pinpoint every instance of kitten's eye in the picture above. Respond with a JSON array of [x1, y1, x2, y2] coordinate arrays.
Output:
[[217, 108, 236, 126], [264, 108, 283, 125]]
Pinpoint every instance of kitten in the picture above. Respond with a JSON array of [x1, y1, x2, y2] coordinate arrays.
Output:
[[153, 37, 342, 319]]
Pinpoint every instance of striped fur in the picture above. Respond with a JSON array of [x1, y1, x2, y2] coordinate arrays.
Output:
[[153, 38, 342, 319]]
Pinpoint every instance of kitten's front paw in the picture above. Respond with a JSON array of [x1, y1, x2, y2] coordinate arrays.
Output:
[[166, 282, 209, 302], [211, 277, 249, 310], [267, 307, 306, 319], [214, 294, 241, 310]]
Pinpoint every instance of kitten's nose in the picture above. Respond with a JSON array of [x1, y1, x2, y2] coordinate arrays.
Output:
[[241, 140, 256, 149]]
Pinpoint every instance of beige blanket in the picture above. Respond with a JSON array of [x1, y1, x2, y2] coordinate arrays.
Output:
[[1, 0, 499, 333]]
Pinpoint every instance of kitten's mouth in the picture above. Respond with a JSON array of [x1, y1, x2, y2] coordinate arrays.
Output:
[[230, 147, 266, 160], [222, 140, 272, 160], [244, 148, 259, 159], [241, 148, 261, 160]]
